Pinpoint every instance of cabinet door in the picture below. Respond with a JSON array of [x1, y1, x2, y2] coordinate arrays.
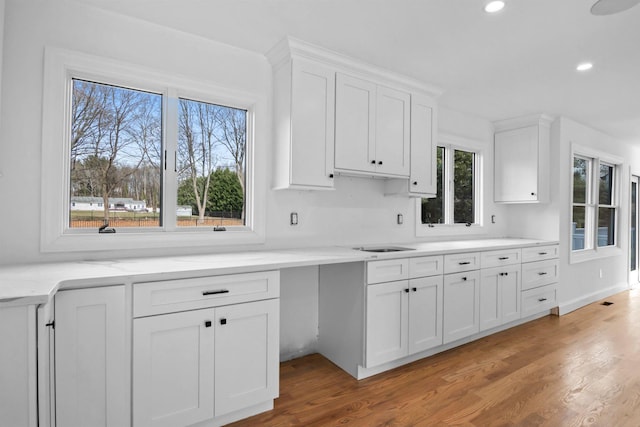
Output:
[[494, 125, 539, 202], [500, 265, 521, 324], [290, 58, 335, 188], [365, 280, 409, 367], [215, 299, 279, 417], [133, 309, 215, 427], [55, 286, 128, 427], [335, 73, 376, 173], [409, 94, 437, 195], [375, 85, 410, 176], [443, 271, 480, 344], [479, 268, 501, 332], [408, 276, 443, 354]]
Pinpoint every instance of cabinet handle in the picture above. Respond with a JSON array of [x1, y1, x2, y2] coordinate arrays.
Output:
[[538, 298, 547, 302], [371, 160, 376, 164], [329, 174, 334, 179], [539, 252, 548, 255], [458, 261, 471, 265], [378, 161, 383, 165], [499, 257, 509, 260], [404, 288, 410, 293], [220, 318, 227, 325], [412, 287, 417, 292], [538, 272, 548, 276], [204, 321, 212, 328], [202, 289, 230, 296], [462, 277, 467, 281]]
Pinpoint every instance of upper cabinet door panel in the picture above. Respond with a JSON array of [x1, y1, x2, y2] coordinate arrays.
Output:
[[334, 73, 376, 173], [290, 58, 335, 188], [375, 85, 410, 176], [409, 94, 436, 195], [494, 125, 539, 202]]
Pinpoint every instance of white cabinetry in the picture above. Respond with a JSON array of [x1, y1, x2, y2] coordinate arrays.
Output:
[[443, 270, 480, 344], [54, 286, 128, 427], [271, 54, 336, 190], [133, 271, 280, 427], [479, 249, 522, 331], [494, 114, 553, 203], [521, 245, 559, 317], [335, 73, 410, 177]]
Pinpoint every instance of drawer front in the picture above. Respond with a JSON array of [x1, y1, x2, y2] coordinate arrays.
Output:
[[521, 284, 557, 317], [522, 245, 559, 263], [367, 259, 409, 284], [133, 271, 280, 317], [521, 259, 559, 290], [409, 255, 444, 278], [443, 252, 481, 274], [481, 248, 522, 269]]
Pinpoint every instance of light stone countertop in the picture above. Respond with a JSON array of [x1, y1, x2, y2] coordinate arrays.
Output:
[[0, 238, 557, 307]]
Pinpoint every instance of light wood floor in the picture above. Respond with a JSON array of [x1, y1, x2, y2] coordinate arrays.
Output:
[[229, 289, 640, 427]]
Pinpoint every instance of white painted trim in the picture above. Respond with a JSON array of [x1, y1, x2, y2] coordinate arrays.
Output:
[[557, 282, 629, 315], [41, 47, 267, 253]]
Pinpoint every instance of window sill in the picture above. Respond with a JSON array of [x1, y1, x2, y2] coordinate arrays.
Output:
[[569, 246, 622, 264]]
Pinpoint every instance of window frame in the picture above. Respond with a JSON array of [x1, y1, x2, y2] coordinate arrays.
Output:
[[416, 134, 484, 237], [41, 47, 266, 253], [570, 144, 623, 264]]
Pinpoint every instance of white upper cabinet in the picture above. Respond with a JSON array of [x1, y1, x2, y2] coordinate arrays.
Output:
[[335, 74, 410, 177], [494, 114, 553, 203], [267, 37, 441, 192], [270, 53, 336, 190]]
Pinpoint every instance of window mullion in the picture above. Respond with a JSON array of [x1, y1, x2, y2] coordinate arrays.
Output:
[[445, 145, 454, 225], [163, 88, 179, 230]]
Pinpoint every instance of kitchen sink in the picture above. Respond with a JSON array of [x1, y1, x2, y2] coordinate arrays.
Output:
[[353, 246, 415, 253]]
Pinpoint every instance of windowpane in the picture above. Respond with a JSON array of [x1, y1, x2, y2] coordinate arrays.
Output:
[[177, 98, 247, 227], [69, 79, 162, 228], [573, 157, 588, 203], [421, 146, 444, 224], [572, 206, 586, 250], [453, 149, 474, 224], [599, 164, 614, 205], [598, 207, 616, 247]]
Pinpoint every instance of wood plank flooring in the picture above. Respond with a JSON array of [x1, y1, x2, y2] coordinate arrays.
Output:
[[229, 290, 640, 427]]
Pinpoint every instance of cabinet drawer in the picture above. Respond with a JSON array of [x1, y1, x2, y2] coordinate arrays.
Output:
[[521, 284, 557, 317], [443, 252, 480, 274], [522, 259, 559, 290], [409, 255, 443, 278], [522, 245, 559, 263], [481, 248, 521, 269], [133, 271, 280, 317], [367, 259, 409, 284]]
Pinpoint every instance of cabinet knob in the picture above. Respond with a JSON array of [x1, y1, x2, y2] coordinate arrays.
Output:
[[412, 181, 418, 186], [220, 318, 227, 325], [371, 160, 376, 164], [531, 192, 536, 196], [404, 288, 410, 293], [462, 277, 467, 281], [329, 174, 334, 179], [378, 161, 383, 165], [204, 321, 212, 328], [412, 287, 417, 292]]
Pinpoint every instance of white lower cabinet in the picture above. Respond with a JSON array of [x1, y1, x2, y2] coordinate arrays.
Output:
[[408, 276, 444, 353], [133, 299, 279, 427], [443, 271, 480, 344], [54, 286, 128, 427], [479, 265, 521, 332]]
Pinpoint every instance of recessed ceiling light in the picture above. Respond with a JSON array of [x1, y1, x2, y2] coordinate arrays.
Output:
[[484, 1, 505, 13], [576, 62, 594, 71]]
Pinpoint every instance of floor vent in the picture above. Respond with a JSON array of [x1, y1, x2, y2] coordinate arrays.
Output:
[[601, 301, 614, 306]]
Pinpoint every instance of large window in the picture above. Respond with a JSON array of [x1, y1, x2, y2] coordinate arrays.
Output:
[[42, 48, 263, 252], [571, 150, 619, 254], [421, 145, 479, 227]]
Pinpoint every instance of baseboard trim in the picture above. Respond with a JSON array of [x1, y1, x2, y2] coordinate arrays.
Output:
[[558, 282, 629, 315]]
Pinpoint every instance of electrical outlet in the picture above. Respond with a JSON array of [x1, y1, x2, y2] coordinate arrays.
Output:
[[290, 212, 298, 226], [397, 213, 403, 225]]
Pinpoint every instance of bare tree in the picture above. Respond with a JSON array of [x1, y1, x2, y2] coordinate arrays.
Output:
[[216, 107, 247, 220]]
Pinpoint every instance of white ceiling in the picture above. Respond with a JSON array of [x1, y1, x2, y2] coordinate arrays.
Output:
[[80, 0, 640, 142]]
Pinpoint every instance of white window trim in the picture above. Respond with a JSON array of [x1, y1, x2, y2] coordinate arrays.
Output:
[[416, 133, 486, 237], [570, 143, 623, 264], [41, 47, 266, 253]]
